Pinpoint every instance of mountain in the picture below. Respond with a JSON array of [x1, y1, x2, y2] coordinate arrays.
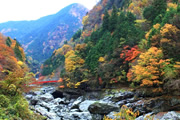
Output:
[[41, 0, 180, 94], [0, 3, 88, 62]]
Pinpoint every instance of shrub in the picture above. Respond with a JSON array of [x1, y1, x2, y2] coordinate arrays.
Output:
[[0, 95, 10, 108]]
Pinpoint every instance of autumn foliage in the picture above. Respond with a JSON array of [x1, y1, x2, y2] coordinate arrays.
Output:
[[120, 45, 141, 63], [127, 47, 173, 87]]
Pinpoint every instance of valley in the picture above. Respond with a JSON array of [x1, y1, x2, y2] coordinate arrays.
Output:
[[0, 0, 180, 120]]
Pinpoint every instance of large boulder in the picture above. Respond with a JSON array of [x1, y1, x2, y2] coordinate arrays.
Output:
[[79, 100, 96, 112], [52, 90, 64, 98], [88, 102, 120, 115]]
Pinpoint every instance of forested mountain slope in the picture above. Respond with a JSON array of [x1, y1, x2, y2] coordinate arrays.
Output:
[[42, 0, 180, 95]]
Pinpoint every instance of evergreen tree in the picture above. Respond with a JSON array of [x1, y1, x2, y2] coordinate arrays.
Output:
[[109, 5, 118, 32], [143, 0, 167, 24], [14, 42, 23, 61], [102, 9, 110, 31], [6, 37, 12, 47], [127, 12, 136, 24]]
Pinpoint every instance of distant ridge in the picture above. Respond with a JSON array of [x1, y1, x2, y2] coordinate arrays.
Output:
[[0, 3, 88, 62]]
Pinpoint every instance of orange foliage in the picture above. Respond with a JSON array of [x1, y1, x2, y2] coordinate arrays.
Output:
[[127, 47, 168, 87], [120, 45, 141, 63], [82, 30, 92, 38], [58, 78, 63, 83], [59, 85, 65, 89], [38, 76, 45, 81], [0, 65, 3, 71], [151, 24, 180, 59], [99, 77, 103, 85]]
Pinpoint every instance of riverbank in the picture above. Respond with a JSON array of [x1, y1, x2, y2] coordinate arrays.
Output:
[[25, 86, 180, 120]]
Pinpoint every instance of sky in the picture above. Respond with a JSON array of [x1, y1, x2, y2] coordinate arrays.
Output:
[[0, 0, 99, 23]]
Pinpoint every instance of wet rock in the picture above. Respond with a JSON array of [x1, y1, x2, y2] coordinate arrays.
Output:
[[106, 111, 119, 119], [91, 114, 103, 120], [112, 91, 134, 102], [135, 113, 153, 120], [70, 109, 80, 112], [71, 96, 84, 109], [39, 93, 54, 102], [51, 98, 65, 105], [46, 111, 61, 120], [37, 101, 51, 111], [160, 111, 180, 120], [30, 96, 39, 106], [63, 112, 92, 120], [88, 102, 120, 115], [25, 94, 33, 100], [40, 86, 55, 94], [136, 111, 180, 120], [79, 100, 96, 112], [35, 105, 48, 116]]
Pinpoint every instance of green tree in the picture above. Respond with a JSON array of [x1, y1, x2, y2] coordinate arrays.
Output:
[[14, 42, 23, 61], [143, 0, 167, 24], [6, 37, 12, 47], [109, 5, 118, 32], [102, 9, 110, 31]]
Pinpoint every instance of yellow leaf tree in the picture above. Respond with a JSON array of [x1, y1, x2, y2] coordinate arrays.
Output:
[[127, 47, 167, 87]]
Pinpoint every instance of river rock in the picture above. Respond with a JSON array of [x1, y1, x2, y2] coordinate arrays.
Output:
[[136, 111, 180, 120], [63, 112, 92, 120], [160, 111, 180, 120], [35, 105, 48, 116], [71, 96, 84, 109], [51, 98, 65, 105], [30, 96, 39, 106], [39, 93, 54, 102], [40, 86, 55, 94], [135, 113, 153, 120], [106, 111, 118, 119], [79, 100, 96, 112], [112, 91, 134, 102], [25, 94, 33, 100], [88, 102, 120, 115]]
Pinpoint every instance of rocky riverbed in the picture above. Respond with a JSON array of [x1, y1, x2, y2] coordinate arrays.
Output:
[[25, 86, 180, 120]]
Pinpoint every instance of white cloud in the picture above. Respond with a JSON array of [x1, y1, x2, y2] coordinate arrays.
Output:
[[0, 0, 99, 23]]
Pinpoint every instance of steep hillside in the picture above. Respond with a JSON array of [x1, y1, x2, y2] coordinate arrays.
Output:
[[0, 33, 44, 119], [41, 0, 180, 93], [0, 3, 88, 62]]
